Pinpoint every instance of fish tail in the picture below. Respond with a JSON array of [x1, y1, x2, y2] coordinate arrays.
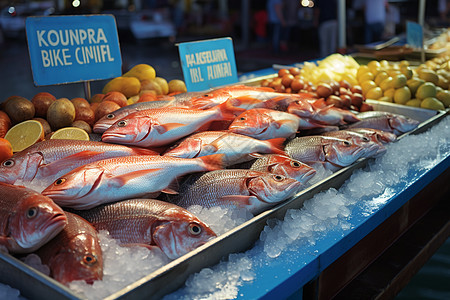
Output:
[[198, 153, 225, 171], [266, 138, 287, 155], [217, 99, 245, 119]]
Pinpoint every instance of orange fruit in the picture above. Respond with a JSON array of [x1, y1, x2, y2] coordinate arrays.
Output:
[[0, 110, 12, 138], [4, 120, 45, 152], [0, 138, 13, 162]]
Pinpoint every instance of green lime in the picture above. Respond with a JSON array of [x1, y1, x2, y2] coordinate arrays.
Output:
[[416, 82, 437, 100], [366, 87, 383, 100], [405, 99, 422, 107], [394, 86, 411, 105], [436, 90, 450, 107], [407, 78, 425, 96], [420, 97, 445, 110]]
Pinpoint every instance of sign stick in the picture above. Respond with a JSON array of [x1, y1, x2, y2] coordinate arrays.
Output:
[[83, 81, 91, 100]]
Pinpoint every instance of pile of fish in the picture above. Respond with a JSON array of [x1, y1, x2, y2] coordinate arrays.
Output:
[[0, 84, 420, 287]]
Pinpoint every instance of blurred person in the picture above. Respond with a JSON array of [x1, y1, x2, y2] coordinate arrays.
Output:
[[282, 0, 300, 52], [314, 0, 338, 58], [253, 7, 268, 44], [267, 0, 287, 53], [364, 0, 388, 44]]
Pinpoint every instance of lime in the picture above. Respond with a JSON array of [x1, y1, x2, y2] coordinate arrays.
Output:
[[392, 74, 407, 89], [436, 90, 450, 107], [405, 99, 422, 107], [366, 87, 383, 100], [4, 120, 44, 152], [420, 97, 445, 110], [375, 71, 389, 86], [394, 86, 411, 105], [418, 69, 439, 85], [407, 78, 425, 96], [416, 82, 437, 100]]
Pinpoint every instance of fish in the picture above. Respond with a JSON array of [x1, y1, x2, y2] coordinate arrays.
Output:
[[101, 101, 238, 147], [0, 182, 68, 254], [288, 100, 359, 126], [285, 136, 369, 171], [163, 131, 286, 166], [230, 153, 316, 184], [70, 199, 217, 260], [345, 111, 420, 135], [228, 108, 300, 140], [41, 154, 224, 210], [93, 99, 171, 133], [0, 139, 158, 191], [35, 212, 103, 285], [346, 128, 397, 144], [170, 169, 302, 215], [321, 129, 386, 157]]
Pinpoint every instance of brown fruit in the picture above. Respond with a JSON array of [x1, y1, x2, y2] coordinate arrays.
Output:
[[33, 117, 52, 135], [360, 103, 374, 112], [261, 79, 271, 87], [46, 98, 76, 130], [350, 85, 363, 94], [95, 101, 121, 122], [329, 81, 340, 93], [326, 95, 344, 108], [278, 68, 290, 77], [75, 107, 96, 127], [340, 94, 351, 108], [350, 93, 364, 108], [290, 78, 305, 92], [3, 96, 35, 124], [339, 80, 351, 89], [90, 94, 105, 103], [281, 74, 294, 88], [31, 92, 56, 118], [0, 110, 12, 138], [289, 67, 301, 76], [71, 97, 90, 110], [71, 120, 92, 134], [102, 91, 128, 107], [316, 83, 333, 98]]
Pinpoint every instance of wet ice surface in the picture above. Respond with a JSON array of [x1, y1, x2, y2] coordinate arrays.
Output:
[[2, 116, 449, 299]]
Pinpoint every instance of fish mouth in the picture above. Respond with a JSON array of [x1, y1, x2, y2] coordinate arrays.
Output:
[[42, 212, 68, 232], [102, 132, 127, 140], [93, 123, 111, 133], [42, 189, 71, 199]]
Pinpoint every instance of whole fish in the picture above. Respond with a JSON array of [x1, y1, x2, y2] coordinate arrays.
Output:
[[345, 111, 420, 135], [171, 169, 302, 215], [35, 212, 103, 285], [0, 139, 158, 191], [346, 128, 397, 144], [285, 136, 369, 171], [0, 182, 67, 254], [93, 99, 171, 133], [71, 199, 216, 260], [321, 129, 386, 157], [288, 100, 359, 126], [230, 153, 316, 184], [101, 101, 237, 147], [228, 108, 300, 140], [42, 154, 224, 210], [163, 131, 286, 166]]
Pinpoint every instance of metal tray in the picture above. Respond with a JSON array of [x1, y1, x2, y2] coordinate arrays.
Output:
[[1, 103, 448, 300]]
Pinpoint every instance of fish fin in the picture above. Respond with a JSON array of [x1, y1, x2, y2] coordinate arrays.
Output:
[[274, 119, 295, 129], [249, 152, 264, 159], [161, 179, 180, 194], [120, 243, 158, 250], [161, 188, 179, 195], [155, 123, 186, 134], [111, 168, 162, 186], [219, 195, 255, 206], [40, 151, 104, 177], [217, 99, 246, 119], [266, 137, 287, 155], [198, 153, 225, 170]]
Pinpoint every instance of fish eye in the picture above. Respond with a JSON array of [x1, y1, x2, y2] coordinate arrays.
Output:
[[26, 207, 38, 219], [54, 178, 66, 185], [2, 159, 14, 167], [82, 254, 97, 266], [117, 120, 127, 127], [343, 141, 351, 147], [290, 160, 301, 168], [362, 137, 370, 142], [106, 114, 115, 119], [239, 117, 246, 121], [272, 174, 285, 181], [188, 223, 202, 236]]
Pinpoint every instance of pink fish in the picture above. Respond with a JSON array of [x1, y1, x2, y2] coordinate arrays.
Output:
[[228, 108, 300, 140], [346, 128, 397, 144], [36, 212, 103, 285], [41, 154, 224, 210], [346, 111, 420, 135], [71, 199, 217, 260], [101, 101, 237, 147], [0, 182, 67, 254], [321, 129, 386, 157], [163, 131, 286, 166], [0, 139, 158, 191], [172, 169, 302, 214], [288, 101, 359, 126]]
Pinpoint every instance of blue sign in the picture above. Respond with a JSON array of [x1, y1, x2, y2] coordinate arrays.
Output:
[[178, 37, 238, 92], [406, 21, 423, 48], [26, 15, 122, 86]]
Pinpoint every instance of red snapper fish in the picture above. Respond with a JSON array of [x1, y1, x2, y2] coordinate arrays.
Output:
[[101, 101, 237, 147], [321, 129, 386, 157], [0, 182, 67, 254], [93, 99, 172, 133], [171, 170, 302, 215], [285, 136, 370, 171], [70, 199, 217, 260], [42, 154, 224, 210], [36, 212, 103, 285], [0, 139, 158, 191], [346, 111, 420, 135], [163, 131, 286, 166], [232, 153, 317, 184], [228, 108, 300, 140], [346, 128, 397, 144]]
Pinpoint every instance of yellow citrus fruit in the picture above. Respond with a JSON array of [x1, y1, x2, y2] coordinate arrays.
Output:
[[123, 64, 156, 81], [392, 74, 407, 89], [418, 69, 439, 85], [50, 127, 90, 141], [358, 71, 375, 83], [366, 87, 383, 100], [168, 79, 187, 94], [394, 86, 412, 105], [420, 97, 445, 110], [416, 82, 437, 100], [4, 120, 45, 152], [378, 96, 393, 102], [361, 80, 377, 95], [375, 71, 389, 86], [356, 66, 370, 80], [379, 77, 394, 91], [407, 78, 425, 96], [384, 88, 396, 99], [405, 99, 422, 107], [368, 60, 381, 73], [436, 90, 450, 107], [400, 66, 413, 79], [153, 77, 169, 95]]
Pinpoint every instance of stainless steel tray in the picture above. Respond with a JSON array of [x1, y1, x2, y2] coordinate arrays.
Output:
[[1, 104, 447, 300]]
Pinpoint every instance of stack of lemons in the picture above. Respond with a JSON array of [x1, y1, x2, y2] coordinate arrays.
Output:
[[356, 59, 449, 110]]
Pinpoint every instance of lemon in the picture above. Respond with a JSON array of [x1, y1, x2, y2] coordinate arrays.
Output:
[[366, 87, 383, 100], [379, 77, 394, 91], [361, 80, 377, 95], [405, 99, 422, 107], [387, 69, 401, 77], [154, 77, 169, 95], [416, 82, 437, 100], [420, 97, 445, 110], [356, 66, 370, 80], [367, 60, 381, 72], [436, 90, 450, 107], [378, 96, 393, 102], [4, 120, 45, 152], [50, 127, 90, 141], [123, 64, 156, 81], [437, 75, 449, 89], [394, 86, 411, 105], [358, 71, 375, 83], [168, 79, 187, 94], [400, 66, 413, 79], [418, 69, 439, 85], [384, 88, 396, 99], [399, 60, 410, 67], [407, 78, 425, 96], [375, 71, 389, 86], [392, 74, 407, 88]]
